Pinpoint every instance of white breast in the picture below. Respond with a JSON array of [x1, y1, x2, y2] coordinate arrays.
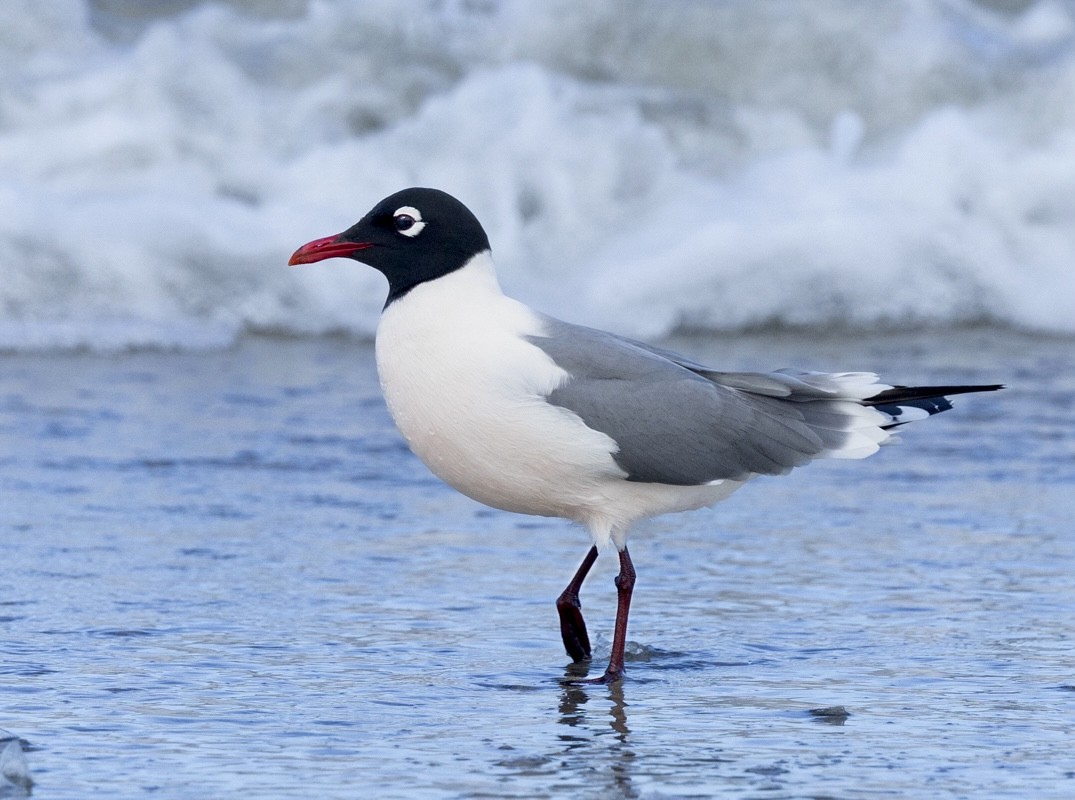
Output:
[[374, 253, 625, 521], [375, 252, 749, 548]]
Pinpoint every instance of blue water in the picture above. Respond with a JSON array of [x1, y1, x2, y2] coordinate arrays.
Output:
[[2, 329, 1072, 798], [3, 1, 1074, 794]]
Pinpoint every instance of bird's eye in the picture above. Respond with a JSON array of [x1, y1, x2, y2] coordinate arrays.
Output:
[[392, 206, 425, 238]]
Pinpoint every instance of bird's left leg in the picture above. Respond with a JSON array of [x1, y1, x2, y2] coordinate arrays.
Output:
[[556, 545, 599, 662]]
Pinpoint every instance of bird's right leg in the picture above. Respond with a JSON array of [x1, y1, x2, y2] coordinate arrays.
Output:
[[556, 545, 599, 662]]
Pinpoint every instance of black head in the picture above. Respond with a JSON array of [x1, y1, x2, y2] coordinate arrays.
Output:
[[289, 187, 491, 305]]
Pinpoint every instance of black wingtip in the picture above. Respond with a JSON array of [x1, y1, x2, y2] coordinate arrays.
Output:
[[867, 382, 1003, 428], [864, 383, 1004, 407]]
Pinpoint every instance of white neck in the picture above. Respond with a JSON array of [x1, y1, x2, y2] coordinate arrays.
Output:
[[405, 250, 502, 304]]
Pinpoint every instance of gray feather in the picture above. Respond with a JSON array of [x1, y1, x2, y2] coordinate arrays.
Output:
[[528, 318, 859, 485]]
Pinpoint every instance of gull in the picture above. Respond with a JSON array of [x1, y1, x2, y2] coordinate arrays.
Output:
[[290, 187, 1001, 684]]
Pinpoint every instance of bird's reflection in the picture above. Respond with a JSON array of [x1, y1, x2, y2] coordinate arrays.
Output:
[[556, 667, 637, 798]]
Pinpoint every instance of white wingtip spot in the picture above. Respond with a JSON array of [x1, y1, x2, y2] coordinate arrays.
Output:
[[890, 406, 932, 423]]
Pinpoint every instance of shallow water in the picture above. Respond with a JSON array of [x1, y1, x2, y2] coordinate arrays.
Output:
[[2, 328, 1073, 798]]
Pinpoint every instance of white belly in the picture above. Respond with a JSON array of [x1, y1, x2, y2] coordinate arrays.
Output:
[[374, 256, 623, 520]]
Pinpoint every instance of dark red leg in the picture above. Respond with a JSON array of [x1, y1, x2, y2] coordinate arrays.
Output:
[[556, 545, 598, 662], [567, 546, 636, 685], [600, 547, 636, 683]]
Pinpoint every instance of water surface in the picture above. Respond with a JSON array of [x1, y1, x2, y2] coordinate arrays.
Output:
[[2, 329, 1072, 798]]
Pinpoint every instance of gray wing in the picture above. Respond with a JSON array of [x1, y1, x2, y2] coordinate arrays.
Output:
[[528, 317, 873, 486]]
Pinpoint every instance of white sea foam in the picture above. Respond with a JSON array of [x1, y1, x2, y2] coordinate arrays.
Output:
[[1, 0, 1074, 351]]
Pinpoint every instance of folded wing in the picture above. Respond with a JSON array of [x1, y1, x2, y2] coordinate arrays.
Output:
[[529, 318, 1000, 486]]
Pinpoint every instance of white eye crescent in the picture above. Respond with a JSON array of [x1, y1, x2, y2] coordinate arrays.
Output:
[[392, 206, 426, 238]]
